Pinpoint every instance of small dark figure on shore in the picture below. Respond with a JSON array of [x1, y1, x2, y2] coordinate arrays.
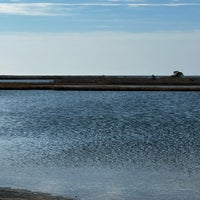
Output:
[[152, 74, 156, 80]]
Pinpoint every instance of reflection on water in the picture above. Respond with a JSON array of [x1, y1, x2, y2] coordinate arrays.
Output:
[[0, 91, 200, 200]]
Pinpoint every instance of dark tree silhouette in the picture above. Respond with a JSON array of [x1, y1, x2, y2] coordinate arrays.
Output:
[[171, 71, 184, 78]]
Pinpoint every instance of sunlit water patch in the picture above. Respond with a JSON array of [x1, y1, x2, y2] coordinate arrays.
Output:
[[0, 91, 200, 200]]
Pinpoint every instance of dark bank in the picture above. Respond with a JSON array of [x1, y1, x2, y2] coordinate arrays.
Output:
[[0, 75, 200, 91]]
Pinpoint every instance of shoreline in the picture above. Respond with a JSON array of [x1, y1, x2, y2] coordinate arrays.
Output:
[[0, 75, 200, 91], [0, 84, 200, 91], [0, 188, 74, 200]]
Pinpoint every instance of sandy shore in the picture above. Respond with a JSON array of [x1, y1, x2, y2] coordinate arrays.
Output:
[[0, 188, 74, 200]]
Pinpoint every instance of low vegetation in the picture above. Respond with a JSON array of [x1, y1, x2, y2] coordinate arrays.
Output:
[[0, 75, 200, 91]]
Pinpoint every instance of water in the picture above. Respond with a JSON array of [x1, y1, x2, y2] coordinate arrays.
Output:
[[0, 90, 200, 200]]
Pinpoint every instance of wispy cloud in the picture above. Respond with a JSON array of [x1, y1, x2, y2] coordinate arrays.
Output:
[[128, 3, 200, 7], [0, 2, 122, 16], [0, 3, 70, 16], [0, 2, 200, 16]]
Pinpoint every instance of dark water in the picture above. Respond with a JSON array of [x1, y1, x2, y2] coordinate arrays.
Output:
[[0, 90, 200, 200]]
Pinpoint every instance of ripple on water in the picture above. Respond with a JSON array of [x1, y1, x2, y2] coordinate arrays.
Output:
[[0, 91, 200, 200]]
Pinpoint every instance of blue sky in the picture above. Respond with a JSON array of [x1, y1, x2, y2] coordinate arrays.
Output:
[[1, 0, 200, 32], [0, 0, 200, 75]]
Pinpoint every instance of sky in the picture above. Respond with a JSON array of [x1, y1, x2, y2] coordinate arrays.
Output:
[[0, 0, 200, 75]]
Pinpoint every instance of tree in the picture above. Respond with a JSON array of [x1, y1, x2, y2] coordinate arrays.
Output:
[[171, 71, 184, 78]]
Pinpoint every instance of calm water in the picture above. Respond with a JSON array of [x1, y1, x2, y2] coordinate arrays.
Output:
[[0, 90, 200, 200]]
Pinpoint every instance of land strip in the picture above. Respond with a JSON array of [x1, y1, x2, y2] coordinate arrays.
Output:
[[0, 76, 200, 91]]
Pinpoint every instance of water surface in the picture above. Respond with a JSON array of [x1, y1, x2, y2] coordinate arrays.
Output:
[[0, 91, 200, 200]]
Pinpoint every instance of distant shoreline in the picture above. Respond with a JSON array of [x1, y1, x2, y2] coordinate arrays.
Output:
[[1, 84, 200, 91], [0, 75, 200, 91]]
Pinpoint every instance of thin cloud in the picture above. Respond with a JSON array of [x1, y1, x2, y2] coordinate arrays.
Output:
[[0, 3, 71, 16], [0, 2, 200, 16], [0, 2, 121, 16], [0, 2, 122, 16], [128, 3, 200, 7]]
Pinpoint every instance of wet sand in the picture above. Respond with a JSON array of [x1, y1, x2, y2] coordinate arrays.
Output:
[[0, 188, 74, 200]]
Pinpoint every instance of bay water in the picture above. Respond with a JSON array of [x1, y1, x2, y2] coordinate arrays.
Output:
[[0, 90, 200, 200]]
